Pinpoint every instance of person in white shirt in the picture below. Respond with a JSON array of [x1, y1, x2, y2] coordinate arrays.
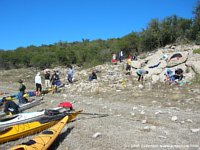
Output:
[[67, 65, 74, 83], [35, 72, 42, 96]]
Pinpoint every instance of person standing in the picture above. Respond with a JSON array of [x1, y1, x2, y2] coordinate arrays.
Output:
[[119, 50, 123, 63], [35, 72, 42, 96], [50, 71, 59, 93], [44, 71, 51, 88], [67, 65, 74, 83], [126, 56, 132, 75], [18, 79, 28, 104]]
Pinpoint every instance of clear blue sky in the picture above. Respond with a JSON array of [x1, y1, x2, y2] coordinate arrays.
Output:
[[0, 0, 198, 50]]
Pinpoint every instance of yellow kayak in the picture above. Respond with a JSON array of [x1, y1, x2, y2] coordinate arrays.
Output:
[[0, 110, 82, 144], [11, 110, 81, 150]]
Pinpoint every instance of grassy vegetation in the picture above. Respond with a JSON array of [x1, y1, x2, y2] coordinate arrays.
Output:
[[193, 48, 200, 54], [193, 73, 200, 83]]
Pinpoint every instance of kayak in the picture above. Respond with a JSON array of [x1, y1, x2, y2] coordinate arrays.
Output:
[[11, 111, 79, 150], [0, 110, 82, 144], [18, 97, 43, 112], [0, 106, 69, 130], [0, 102, 73, 129], [0, 98, 44, 118]]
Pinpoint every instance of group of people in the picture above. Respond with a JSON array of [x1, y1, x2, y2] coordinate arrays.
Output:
[[38, 66, 75, 94], [0, 61, 184, 115], [0, 65, 97, 115], [135, 68, 184, 83], [112, 49, 138, 65], [111, 50, 124, 64], [0, 79, 27, 115]]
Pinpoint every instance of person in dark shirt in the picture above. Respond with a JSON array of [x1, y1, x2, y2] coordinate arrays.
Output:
[[89, 71, 97, 81], [2, 97, 19, 115], [50, 71, 60, 93], [18, 79, 28, 104], [173, 68, 184, 81], [44, 71, 51, 88]]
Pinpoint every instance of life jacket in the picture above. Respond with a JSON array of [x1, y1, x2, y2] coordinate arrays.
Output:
[[58, 102, 73, 110]]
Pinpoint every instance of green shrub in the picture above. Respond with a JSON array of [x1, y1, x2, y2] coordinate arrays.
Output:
[[193, 48, 200, 54], [195, 32, 200, 45]]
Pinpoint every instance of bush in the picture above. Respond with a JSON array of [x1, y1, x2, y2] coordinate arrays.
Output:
[[195, 35, 200, 45], [193, 48, 200, 54]]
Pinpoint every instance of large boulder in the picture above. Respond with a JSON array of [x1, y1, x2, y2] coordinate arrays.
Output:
[[131, 60, 142, 69], [146, 68, 163, 79], [167, 51, 188, 67], [151, 75, 160, 83], [186, 61, 200, 74], [187, 52, 200, 61]]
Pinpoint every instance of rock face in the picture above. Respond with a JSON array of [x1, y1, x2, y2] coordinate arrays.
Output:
[[167, 51, 189, 67], [186, 61, 200, 74], [50, 44, 200, 94], [131, 60, 142, 69]]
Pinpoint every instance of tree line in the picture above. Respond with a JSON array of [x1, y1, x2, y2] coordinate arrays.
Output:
[[0, 1, 200, 70]]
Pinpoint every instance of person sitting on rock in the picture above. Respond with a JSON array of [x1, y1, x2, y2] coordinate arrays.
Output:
[[136, 69, 149, 82], [1, 97, 19, 115], [89, 71, 97, 81]]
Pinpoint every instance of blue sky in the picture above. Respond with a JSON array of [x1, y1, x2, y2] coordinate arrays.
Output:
[[0, 0, 198, 50]]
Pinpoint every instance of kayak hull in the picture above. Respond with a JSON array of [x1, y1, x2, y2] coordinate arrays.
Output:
[[0, 110, 82, 144], [0, 106, 70, 131], [11, 112, 77, 150], [0, 98, 43, 118]]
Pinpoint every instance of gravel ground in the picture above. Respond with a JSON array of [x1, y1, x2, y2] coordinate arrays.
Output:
[[0, 71, 200, 150]]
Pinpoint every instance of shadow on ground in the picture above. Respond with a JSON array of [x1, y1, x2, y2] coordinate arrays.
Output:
[[50, 127, 74, 150]]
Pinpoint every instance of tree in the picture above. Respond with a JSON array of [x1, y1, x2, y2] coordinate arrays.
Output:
[[193, 0, 200, 43]]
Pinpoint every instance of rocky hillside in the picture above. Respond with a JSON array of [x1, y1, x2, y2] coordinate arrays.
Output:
[[0, 44, 200, 150]]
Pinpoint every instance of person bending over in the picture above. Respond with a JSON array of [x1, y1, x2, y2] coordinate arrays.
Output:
[[1, 97, 19, 115], [136, 69, 149, 82]]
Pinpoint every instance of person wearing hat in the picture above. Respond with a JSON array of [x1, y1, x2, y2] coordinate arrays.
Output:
[[18, 79, 28, 104], [1, 97, 19, 115]]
